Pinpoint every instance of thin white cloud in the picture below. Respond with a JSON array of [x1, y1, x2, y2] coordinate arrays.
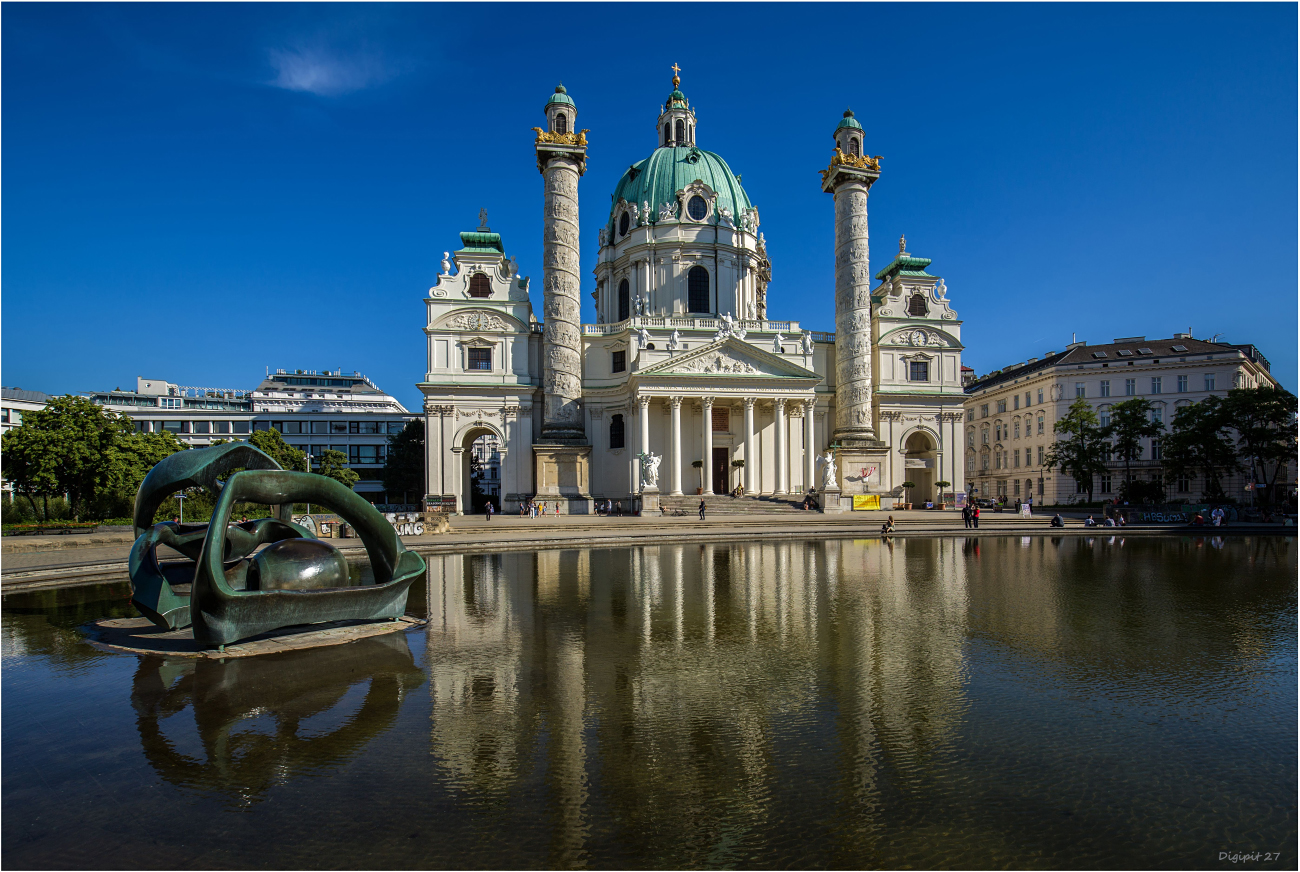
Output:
[[268, 44, 402, 96]]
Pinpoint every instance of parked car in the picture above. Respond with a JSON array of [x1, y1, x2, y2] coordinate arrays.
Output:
[[975, 498, 997, 508]]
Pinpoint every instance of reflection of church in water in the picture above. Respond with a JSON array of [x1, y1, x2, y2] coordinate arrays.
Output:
[[423, 539, 971, 862], [418, 71, 966, 513]]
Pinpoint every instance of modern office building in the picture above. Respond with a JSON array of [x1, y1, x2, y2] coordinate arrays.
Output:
[[86, 369, 422, 505], [962, 334, 1283, 504]]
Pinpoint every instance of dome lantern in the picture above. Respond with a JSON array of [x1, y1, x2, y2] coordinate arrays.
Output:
[[656, 63, 696, 148]]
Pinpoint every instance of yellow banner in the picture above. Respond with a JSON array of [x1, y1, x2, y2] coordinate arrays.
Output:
[[853, 494, 880, 511]]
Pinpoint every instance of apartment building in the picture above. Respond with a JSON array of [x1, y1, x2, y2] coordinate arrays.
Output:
[[962, 334, 1280, 505]]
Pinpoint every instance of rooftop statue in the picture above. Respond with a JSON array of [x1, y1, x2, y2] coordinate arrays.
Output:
[[128, 443, 425, 650]]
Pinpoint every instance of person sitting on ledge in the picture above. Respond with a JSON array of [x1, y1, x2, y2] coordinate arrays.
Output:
[[1084, 516, 1097, 527], [1050, 513, 1065, 528], [1103, 517, 1116, 527], [881, 516, 896, 536]]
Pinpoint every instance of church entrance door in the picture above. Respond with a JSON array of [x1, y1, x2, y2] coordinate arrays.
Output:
[[712, 448, 729, 494]]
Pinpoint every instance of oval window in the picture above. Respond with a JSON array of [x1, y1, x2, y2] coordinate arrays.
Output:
[[687, 196, 708, 221], [619, 212, 630, 237]]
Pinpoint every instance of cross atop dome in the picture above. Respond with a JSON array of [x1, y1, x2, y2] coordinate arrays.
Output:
[[671, 62, 681, 88]]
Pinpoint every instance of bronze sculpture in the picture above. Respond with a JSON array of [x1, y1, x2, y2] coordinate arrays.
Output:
[[128, 443, 425, 649]]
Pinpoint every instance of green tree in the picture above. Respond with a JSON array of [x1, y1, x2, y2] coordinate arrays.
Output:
[[1162, 397, 1238, 501], [248, 428, 307, 472], [0, 396, 133, 520], [1104, 398, 1163, 500], [1223, 385, 1297, 510], [1044, 398, 1108, 503], [316, 449, 360, 491], [382, 419, 425, 505], [1, 421, 61, 520]]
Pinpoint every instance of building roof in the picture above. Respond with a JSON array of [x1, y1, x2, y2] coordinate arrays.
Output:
[[1, 387, 51, 404], [874, 254, 935, 282], [609, 145, 752, 228], [964, 336, 1267, 394], [457, 231, 504, 253]]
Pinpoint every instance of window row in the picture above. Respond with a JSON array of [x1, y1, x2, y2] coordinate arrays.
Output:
[[138, 420, 251, 435], [1083, 374, 1214, 398], [292, 444, 388, 464], [254, 420, 407, 435]]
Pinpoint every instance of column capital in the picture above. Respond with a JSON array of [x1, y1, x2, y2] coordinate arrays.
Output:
[[701, 395, 714, 409], [803, 398, 817, 412], [744, 397, 757, 410], [670, 395, 683, 408], [638, 395, 651, 410]]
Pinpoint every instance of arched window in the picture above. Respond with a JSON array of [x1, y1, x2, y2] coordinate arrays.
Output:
[[609, 414, 625, 449], [468, 273, 491, 298], [907, 293, 929, 316], [619, 212, 630, 237], [688, 266, 709, 313], [675, 119, 685, 143], [849, 138, 859, 157], [555, 113, 567, 135], [618, 279, 630, 322], [664, 123, 671, 145]]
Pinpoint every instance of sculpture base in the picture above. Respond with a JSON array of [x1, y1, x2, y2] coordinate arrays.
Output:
[[85, 615, 426, 659], [834, 441, 892, 500], [820, 486, 849, 514], [641, 487, 660, 514], [532, 443, 592, 514]]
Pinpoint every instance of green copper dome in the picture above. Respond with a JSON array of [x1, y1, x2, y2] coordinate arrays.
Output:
[[608, 146, 752, 228], [666, 88, 688, 109], [546, 83, 575, 109], [835, 108, 863, 134]]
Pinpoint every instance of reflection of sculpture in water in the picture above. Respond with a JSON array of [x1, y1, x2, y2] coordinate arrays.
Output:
[[130, 633, 424, 802]]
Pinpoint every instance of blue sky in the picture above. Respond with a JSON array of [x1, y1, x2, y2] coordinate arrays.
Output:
[[4, 3, 1295, 411]]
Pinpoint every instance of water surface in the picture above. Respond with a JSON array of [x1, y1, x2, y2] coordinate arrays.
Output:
[[3, 536, 1295, 868]]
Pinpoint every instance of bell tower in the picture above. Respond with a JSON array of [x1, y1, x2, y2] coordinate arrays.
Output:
[[656, 64, 697, 147]]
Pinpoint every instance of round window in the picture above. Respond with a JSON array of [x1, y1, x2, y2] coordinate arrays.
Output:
[[619, 212, 630, 237], [687, 196, 708, 221]]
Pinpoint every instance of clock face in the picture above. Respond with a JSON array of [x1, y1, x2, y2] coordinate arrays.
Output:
[[468, 313, 488, 330]]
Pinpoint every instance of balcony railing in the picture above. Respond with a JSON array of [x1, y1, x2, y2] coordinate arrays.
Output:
[[582, 317, 802, 335]]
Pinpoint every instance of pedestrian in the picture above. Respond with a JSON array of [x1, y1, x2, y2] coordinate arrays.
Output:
[[699, 498, 706, 520], [485, 501, 494, 521], [961, 504, 971, 529], [972, 504, 980, 529]]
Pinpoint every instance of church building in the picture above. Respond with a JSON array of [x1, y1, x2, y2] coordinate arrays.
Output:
[[418, 73, 966, 514]]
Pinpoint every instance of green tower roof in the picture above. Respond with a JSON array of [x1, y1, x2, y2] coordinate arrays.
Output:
[[835, 108, 863, 134], [458, 231, 504, 253], [874, 254, 934, 282], [609, 146, 752, 228], [545, 83, 575, 109]]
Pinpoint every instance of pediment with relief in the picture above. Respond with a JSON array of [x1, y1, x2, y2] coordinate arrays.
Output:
[[636, 337, 821, 381], [881, 327, 958, 348]]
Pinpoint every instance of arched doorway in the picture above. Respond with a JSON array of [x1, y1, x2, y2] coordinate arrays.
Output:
[[460, 427, 502, 515], [902, 430, 938, 505]]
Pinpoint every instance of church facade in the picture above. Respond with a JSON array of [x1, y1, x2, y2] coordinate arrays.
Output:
[[418, 75, 966, 514]]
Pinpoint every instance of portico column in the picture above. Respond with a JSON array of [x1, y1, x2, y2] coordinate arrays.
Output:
[[743, 397, 756, 494], [638, 396, 651, 490], [774, 399, 788, 495], [702, 397, 714, 495], [803, 399, 816, 492], [669, 396, 683, 495]]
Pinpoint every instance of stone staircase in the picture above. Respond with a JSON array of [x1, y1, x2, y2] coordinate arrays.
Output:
[[657, 494, 808, 515]]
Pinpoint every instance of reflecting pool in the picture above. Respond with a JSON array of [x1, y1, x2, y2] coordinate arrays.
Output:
[[3, 536, 1295, 869]]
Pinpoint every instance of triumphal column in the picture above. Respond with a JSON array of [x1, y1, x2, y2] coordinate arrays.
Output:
[[532, 84, 592, 512], [820, 109, 889, 511]]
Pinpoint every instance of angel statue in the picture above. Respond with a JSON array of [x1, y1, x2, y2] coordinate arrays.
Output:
[[641, 452, 662, 489], [802, 331, 815, 355], [440, 252, 451, 275], [659, 200, 678, 221], [598, 228, 608, 247], [640, 201, 651, 225], [816, 449, 838, 491], [628, 202, 640, 225], [772, 332, 785, 353]]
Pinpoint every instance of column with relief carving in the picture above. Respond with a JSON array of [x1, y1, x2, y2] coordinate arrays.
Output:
[[819, 109, 889, 506], [532, 84, 592, 512]]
